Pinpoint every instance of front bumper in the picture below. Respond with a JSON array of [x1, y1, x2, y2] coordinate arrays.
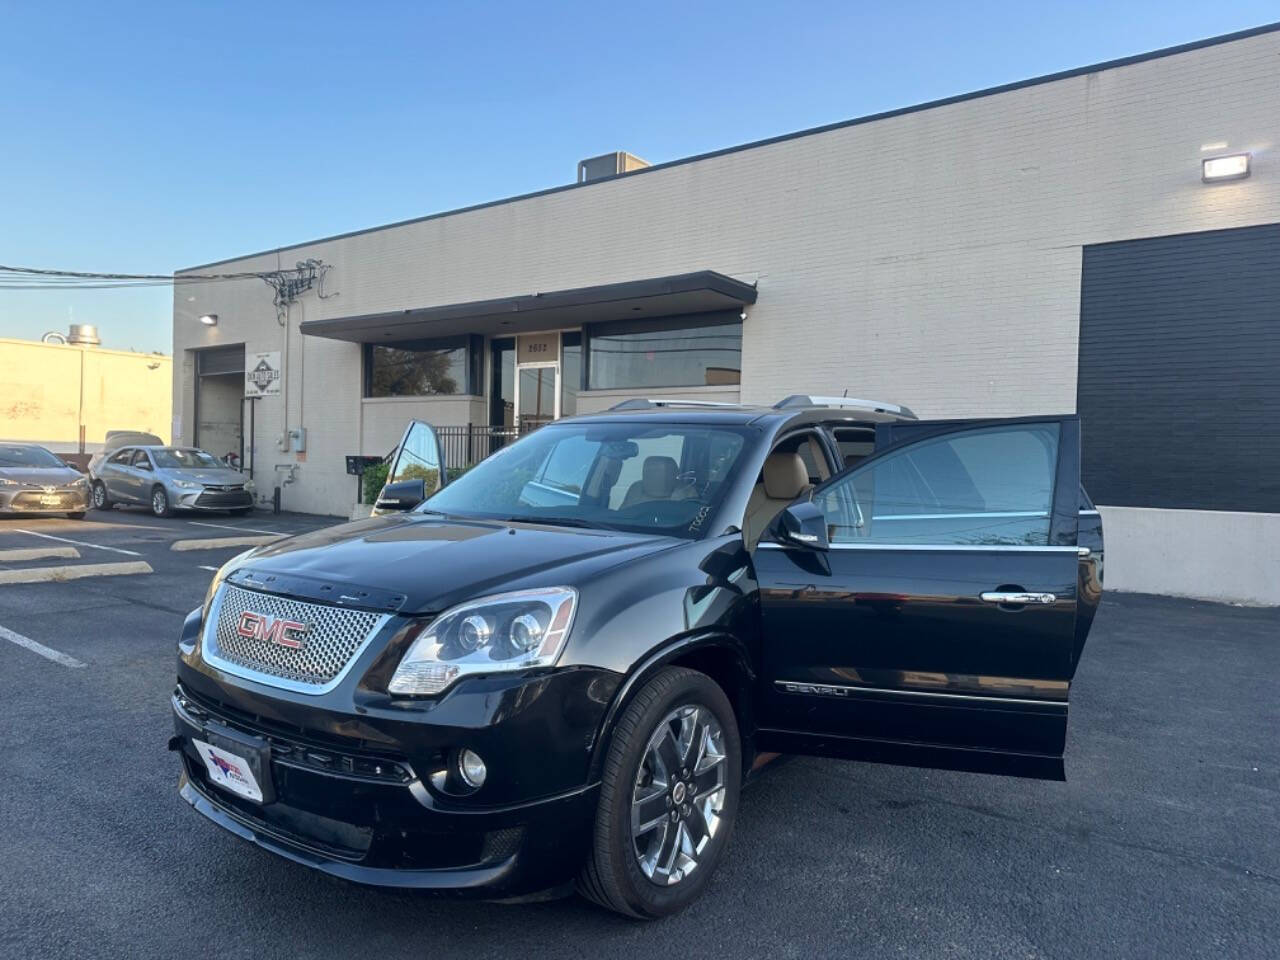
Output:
[[173, 487, 253, 511], [171, 603, 618, 895], [0, 486, 90, 513]]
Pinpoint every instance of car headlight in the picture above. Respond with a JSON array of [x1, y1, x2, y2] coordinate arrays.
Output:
[[70, 476, 89, 488], [243, 478, 256, 494], [173, 478, 203, 490], [0, 477, 16, 487], [388, 587, 578, 696]]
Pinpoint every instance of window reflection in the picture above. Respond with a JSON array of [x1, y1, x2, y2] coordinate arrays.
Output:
[[588, 321, 741, 389], [366, 340, 468, 397]]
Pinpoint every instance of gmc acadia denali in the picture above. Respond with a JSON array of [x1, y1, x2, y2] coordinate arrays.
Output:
[[169, 396, 1103, 918]]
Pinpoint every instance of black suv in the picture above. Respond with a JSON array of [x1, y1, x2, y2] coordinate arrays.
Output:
[[170, 396, 1103, 918]]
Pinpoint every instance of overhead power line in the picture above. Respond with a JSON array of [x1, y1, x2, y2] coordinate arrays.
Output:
[[0, 260, 336, 321], [0, 263, 300, 290]]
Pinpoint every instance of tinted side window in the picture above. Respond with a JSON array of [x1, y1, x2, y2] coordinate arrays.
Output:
[[831, 427, 875, 467], [390, 423, 442, 492], [817, 423, 1060, 546], [109, 449, 134, 465], [537, 435, 596, 499]]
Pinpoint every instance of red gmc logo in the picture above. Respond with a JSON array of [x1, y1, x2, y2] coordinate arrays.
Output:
[[236, 611, 309, 650]]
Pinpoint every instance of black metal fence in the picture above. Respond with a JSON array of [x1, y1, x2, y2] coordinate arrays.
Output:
[[435, 421, 544, 470]]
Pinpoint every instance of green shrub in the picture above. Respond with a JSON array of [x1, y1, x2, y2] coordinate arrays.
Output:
[[362, 461, 390, 504]]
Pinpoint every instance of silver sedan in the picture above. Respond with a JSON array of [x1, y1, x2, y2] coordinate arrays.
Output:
[[90, 446, 255, 517], [0, 443, 92, 518]]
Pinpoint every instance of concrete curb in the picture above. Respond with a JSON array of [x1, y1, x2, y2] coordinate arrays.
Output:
[[0, 546, 81, 563], [170, 535, 283, 552], [0, 561, 153, 585]]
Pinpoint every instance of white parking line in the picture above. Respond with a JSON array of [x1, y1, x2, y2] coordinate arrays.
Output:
[[12, 529, 142, 556], [170, 535, 281, 552], [0, 546, 81, 563], [0, 623, 86, 668], [0, 561, 153, 585], [188, 521, 283, 536]]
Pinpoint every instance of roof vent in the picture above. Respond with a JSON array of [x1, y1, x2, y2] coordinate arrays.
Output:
[[67, 324, 101, 346], [577, 151, 649, 183]]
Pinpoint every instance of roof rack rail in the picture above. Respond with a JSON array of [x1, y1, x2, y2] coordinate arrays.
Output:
[[773, 394, 917, 419], [607, 398, 749, 411]]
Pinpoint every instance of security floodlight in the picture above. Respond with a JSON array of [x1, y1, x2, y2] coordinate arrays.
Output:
[[1202, 154, 1250, 182]]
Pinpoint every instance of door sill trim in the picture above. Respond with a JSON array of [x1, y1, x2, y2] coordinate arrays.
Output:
[[774, 679, 1067, 708]]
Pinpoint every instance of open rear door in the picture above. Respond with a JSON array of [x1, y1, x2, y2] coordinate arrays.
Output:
[[371, 419, 448, 515], [754, 416, 1085, 780]]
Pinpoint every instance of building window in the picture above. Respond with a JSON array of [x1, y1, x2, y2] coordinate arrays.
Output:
[[364, 337, 480, 398], [586, 313, 742, 390]]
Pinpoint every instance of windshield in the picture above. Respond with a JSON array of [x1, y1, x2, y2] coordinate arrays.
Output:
[[151, 448, 223, 469], [0, 444, 65, 469], [423, 421, 753, 537]]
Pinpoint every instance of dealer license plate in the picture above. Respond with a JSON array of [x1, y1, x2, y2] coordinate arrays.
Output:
[[193, 738, 264, 803], [39, 495, 62, 506]]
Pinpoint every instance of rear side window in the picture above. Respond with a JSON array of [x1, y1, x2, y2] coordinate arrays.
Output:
[[816, 423, 1060, 546], [831, 427, 876, 467], [109, 449, 134, 465]]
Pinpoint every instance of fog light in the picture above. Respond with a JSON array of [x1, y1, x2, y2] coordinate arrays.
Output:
[[458, 749, 487, 789]]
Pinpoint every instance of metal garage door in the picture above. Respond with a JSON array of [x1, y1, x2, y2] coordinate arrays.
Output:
[[1077, 223, 1280, 513]]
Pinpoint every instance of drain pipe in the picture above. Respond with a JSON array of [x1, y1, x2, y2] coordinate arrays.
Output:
[[272, 463, 299, 515]]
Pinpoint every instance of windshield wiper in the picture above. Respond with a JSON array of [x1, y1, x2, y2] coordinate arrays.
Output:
[[497, 515, 616, 531]]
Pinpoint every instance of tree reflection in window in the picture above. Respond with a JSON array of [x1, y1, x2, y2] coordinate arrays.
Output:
[[367, 343, 466, 397]]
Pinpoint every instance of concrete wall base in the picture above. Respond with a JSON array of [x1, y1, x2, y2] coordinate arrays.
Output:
[[1097, 506, 1280, 606]]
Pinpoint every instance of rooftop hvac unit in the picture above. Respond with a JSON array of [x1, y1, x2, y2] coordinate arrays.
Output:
[[577, 151, 650, 183], [67, 324, 101, 346]]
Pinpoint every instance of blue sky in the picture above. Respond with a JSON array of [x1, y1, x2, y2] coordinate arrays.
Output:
[[0, 1, 1275, 353]]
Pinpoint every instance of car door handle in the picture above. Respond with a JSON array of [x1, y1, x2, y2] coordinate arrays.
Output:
[[980, 591, 1056, 605]]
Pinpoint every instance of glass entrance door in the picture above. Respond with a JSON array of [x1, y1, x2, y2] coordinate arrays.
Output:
[[514, 332, 561, 431], [516, 365, 558, 429]]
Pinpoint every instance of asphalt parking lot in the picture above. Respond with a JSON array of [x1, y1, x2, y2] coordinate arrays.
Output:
[[0, 508, 1276, 959]]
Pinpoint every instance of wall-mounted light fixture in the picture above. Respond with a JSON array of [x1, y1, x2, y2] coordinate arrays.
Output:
[[1202, 153, 1250, 183], [198, 314, 219, 326]]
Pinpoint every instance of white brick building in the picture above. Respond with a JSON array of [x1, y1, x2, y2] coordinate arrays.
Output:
[[173, 24, 1280, 604]]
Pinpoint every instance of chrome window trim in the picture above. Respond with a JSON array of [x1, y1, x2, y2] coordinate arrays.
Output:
[[757, 541, 1079, 553], [200, 586, 394, 696], [1079, 509, 1101, 516], [871, 510, 1048, 521], [774, 679, 1066, 708]]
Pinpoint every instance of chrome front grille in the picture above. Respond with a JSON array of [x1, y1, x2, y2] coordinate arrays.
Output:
[[207, 584, 388, 691]]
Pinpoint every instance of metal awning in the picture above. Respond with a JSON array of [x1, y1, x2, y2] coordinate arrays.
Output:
[[298, 270, 757, 343]]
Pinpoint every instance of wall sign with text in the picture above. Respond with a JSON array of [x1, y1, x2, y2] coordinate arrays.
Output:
[[245, 351, 282, 397]]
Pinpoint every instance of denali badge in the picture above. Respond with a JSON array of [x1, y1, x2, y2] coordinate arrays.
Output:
[[781, 681, 850, 697], [236, 611, 310, 650]]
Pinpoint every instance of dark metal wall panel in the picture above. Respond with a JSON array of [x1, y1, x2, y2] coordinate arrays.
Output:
[[1077, 223, 1280, 513]]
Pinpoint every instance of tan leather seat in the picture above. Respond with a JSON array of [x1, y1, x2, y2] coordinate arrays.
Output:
[[621, 456, 693, 508], [743, 452, 811, 548]]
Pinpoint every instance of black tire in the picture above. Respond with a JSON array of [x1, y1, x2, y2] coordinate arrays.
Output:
[[578, 666, 741, 919], [150, 485, 172, 518], [91, 482, 112, 511], [66, 512, 86, 520]]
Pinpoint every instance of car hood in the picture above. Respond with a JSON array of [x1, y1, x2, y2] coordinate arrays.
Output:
[[159, 468, 245, 485], [0, 466, 84, 487], [227, 513, 680, 614]]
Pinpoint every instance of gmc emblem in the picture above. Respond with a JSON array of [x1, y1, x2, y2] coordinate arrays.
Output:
[[236, 611, 309, 650]]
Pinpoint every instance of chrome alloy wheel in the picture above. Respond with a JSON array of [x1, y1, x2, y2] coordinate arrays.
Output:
[[152, 489, 167, 515], [630, 704, 727, 886]]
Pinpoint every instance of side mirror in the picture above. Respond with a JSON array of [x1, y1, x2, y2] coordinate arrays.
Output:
[[374, 477, 426, 513], [769, 501, 829, 551]]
